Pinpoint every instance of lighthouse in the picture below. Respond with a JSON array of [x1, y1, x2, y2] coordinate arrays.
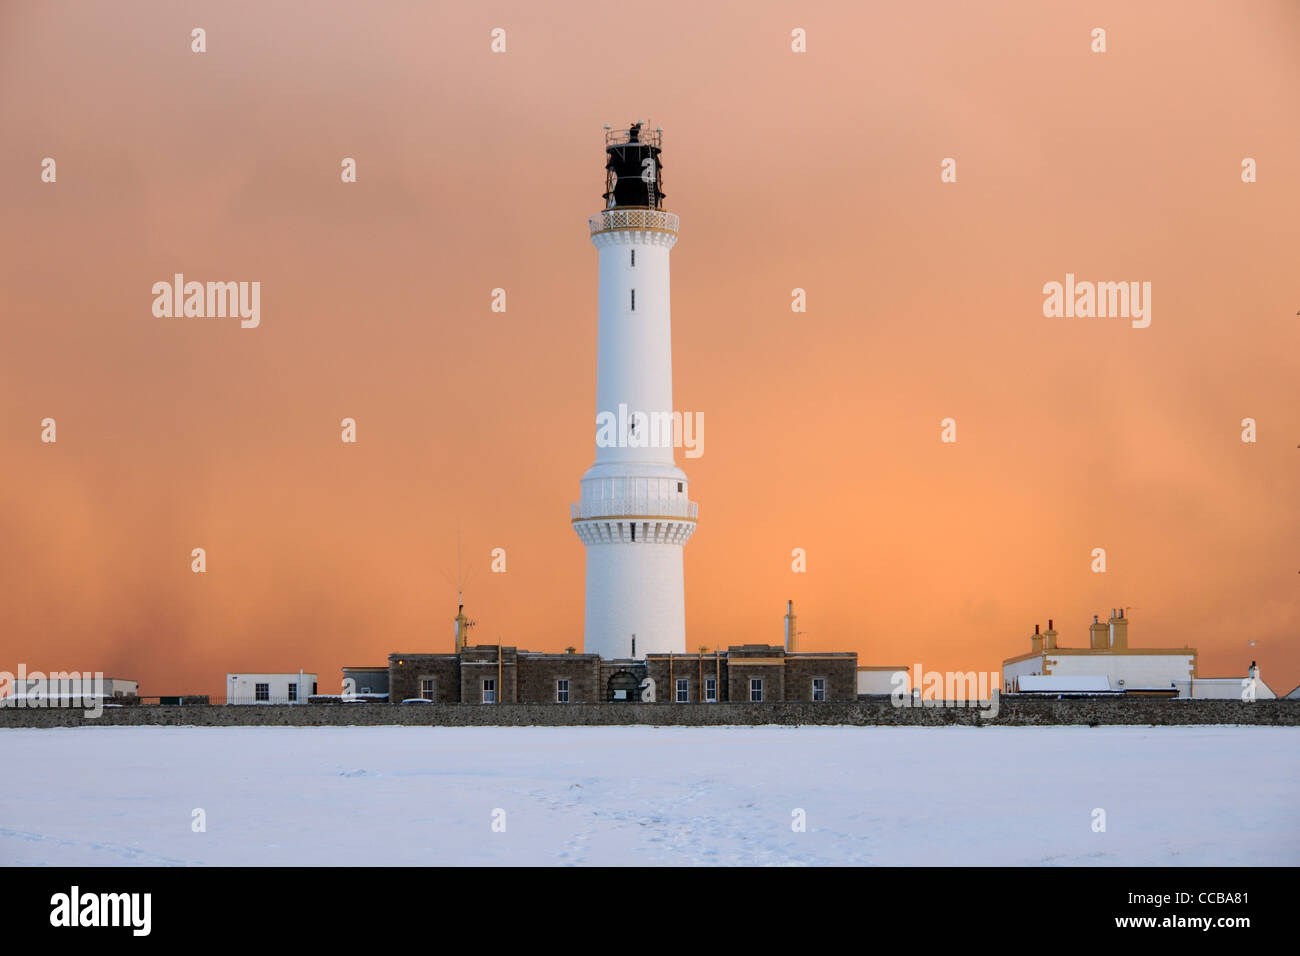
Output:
[[571, 122, 696, 659]]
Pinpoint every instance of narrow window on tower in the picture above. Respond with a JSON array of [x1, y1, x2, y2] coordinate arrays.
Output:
[[630, 288, 636, 311], [677, 482, 683, 493], [630, 249, 635, 267], [630, 523, 636, 542]]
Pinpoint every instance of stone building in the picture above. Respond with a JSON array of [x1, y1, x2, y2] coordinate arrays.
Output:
[[649, 645, 856, 703], [388, 652, 460, 704], [385, 642, 855, 705], [380, 599, 857, 706], [390, 647, 609, 704]]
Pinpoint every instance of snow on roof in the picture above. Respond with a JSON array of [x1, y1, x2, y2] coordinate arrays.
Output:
[[1019, 675, 1113, 692]]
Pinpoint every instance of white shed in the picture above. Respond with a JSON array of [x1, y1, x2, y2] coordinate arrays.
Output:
[[1173, 665, 1277, 700], [856, 666, 910, 696], [227, 673, 317, 705]]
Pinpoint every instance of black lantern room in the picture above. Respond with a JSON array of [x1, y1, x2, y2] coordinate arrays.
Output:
[[602, 122, 665, 210]]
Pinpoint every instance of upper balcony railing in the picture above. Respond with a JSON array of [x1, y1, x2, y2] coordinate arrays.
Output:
[[571, 498, 698, 521], [606, 125, 662, 148], [588, 207, 679, 237]]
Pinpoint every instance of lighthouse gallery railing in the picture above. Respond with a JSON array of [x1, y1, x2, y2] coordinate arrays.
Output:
[[588, 208, 679, 236], [571, 498, 698, 520]]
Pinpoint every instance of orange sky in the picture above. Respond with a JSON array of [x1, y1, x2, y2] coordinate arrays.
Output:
[[2, 0, 1298, 699]]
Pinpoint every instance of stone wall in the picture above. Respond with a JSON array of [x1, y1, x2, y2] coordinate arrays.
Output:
[[647, 655, 724, 702], [388, 654, 459, 703], [459, 646, 517, 703], [784, 656, 857, 701], [3, 698, 1296, 728], [516, 654, 602, 704], [728, 662, 783, 703]]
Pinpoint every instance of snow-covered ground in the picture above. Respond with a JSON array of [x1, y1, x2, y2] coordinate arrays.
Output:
[[2, 725, 1296, 866]]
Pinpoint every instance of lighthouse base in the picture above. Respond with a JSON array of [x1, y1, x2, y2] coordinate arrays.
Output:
[[582, 542, 686, 659]]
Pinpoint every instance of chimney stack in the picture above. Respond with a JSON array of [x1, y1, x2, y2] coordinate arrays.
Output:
[[784, 600, 797, 653], [1031, 623, 1043, 654], [1045, 619, 1058, 650], [1090, 613, 1109, 650], [1109, 606, 1128, 649]]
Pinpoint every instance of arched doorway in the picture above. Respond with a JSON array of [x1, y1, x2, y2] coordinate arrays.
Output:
[[607, 670, 640, 702]]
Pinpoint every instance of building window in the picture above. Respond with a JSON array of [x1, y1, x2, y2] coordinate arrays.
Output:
[[557, 679, 570, 703], [255, 683, 269, 702], [288, 683, 298, 702], [630, 288, 635, 311], [750, 679, 763, 702], [420, 678, 435, 701], [812, 677, 827, 701], [676, 678, 689, 703], [705, 677, 717, 702], [630, 249, 635, 267], [677, 482, 683, 492], [482, 679, 496, 704]]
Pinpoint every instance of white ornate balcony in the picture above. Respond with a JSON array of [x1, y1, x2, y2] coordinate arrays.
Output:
[[588, 207, 679, 237]]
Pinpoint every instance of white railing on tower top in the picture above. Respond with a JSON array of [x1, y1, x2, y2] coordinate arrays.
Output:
[[589, 208, 679, 236], [605, 127, 663, 148], [571, 498, 698, 520]]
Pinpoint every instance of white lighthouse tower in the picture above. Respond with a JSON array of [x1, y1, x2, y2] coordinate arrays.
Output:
[[572, 122, 697, 659]]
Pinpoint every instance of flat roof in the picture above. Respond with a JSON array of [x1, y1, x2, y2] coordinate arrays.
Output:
[[1019, 675, 1112, 692]]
